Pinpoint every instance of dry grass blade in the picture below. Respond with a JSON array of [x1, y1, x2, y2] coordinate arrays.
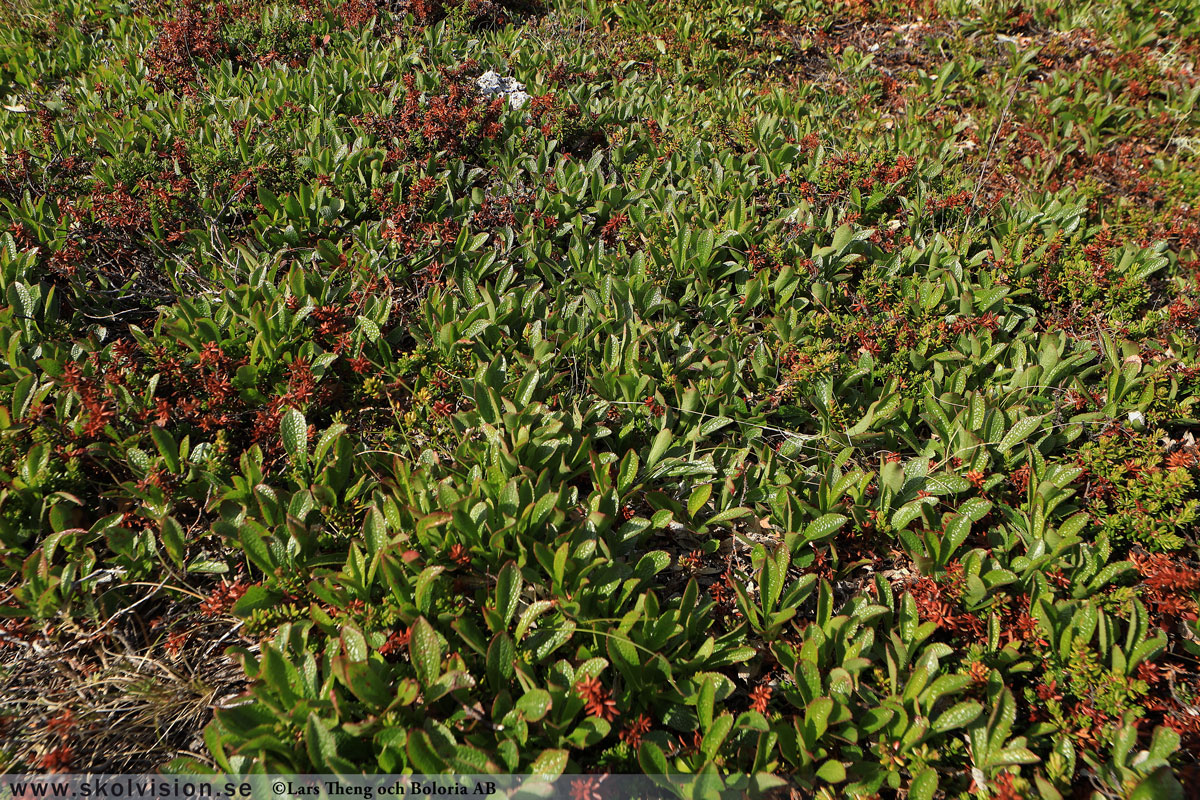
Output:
[[0, 603, 247, 772]]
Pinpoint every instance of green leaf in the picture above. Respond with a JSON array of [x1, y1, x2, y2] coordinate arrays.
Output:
[[1087, 561, 1135, 591], [150, 426, 179, 474], [700, 712, 733, 758], [409, 617, 441, 687], [804, 697, 834, 741], [1129, 767, 1184, 800], [340, 625, 369, 661], [992, 745, 1040, 765], [566, 717, 610, 748], [486, 633, 514, 687], [333, 657, 393, 709], [528, 748, 568, 777], [515, 369, 540, 406], [697, 675, 716, 730], [515, 600, 555, 641], [647, 428, 674, 468], [815, 760, 846, 783], [699, 416, 733, 437], [688, 484, 712, 518], [312, 422, 345, 465], [831, 223, 854, 252], [694, 228, 715, 267], [305, 713, 337, 769], [516, 689, 552, 722], [238, 519, 276, 575], [406, 730, 446, 773], [908, 767, 937, 800], [943, 512, 973, 555], [230, 585, 272, 616], [892, 500, 931, 531], [1147, 725, 1180, 761], [414, 566, 444, 615], [997, 415, 1043, 452], [357, 316, 381, 342], [496, 561, 522, 630], [959, 497, 993, 522], [804, 513, 847, 542], [704, 506, 751, 526], [8, 282, 32, 318], [280, 407, 307, 470], [932, 701, 982, 732], [159, 516, 185, 568], [617, 451, 640, 492], [257, 184, 281, 215], [607, 634, 642, 685], [474, 383, 502, 425]]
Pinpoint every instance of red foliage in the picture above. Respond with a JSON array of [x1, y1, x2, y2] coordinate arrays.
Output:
[[353, 69, 503, 169], [378, 627, 411, 656], [748, 684, 772, 714], [144, 0, 230, 94], [575, 676, 619, 721], [600, 213, 627, 246], [1131, 551, 1200, 624], [568, 775, 608, 800], [619, 714, 652, 748], [907, 574, 985, 639], [36, 744, 74, 773], [200, 579, 249, 617]]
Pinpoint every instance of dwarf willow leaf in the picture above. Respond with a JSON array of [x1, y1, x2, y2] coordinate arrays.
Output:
[[695, 416, 733, 438], [646, 427, 673, 468], [150, 427, 179, 473], [933, 701, 983, 732], [908, 767, 938, 800], [409, 617, 441, 687], [697, 675, 716, 730], [496, 562, 522, 630], [516, 689, 553, 722], [687, 484, 712, 518], [159, 516, 185, 568], [804, 513, 848, 542], [280, 407, 307, 470], [357, 316, 380, 342], [997, 415, 1043, 452], [515, 600, 555, 642], [414, 566, 444, 614], [617, 451, 639, 492]]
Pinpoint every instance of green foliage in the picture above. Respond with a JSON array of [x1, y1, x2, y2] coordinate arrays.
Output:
[[1, 0, 1199, 790], [1076, 431, 1199, 551]]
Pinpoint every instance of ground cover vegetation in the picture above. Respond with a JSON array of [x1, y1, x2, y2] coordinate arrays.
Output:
[[1, 0, 1199, 795]]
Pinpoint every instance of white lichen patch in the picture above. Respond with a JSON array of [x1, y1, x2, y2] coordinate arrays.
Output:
[[476, 70, 531, 109]]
